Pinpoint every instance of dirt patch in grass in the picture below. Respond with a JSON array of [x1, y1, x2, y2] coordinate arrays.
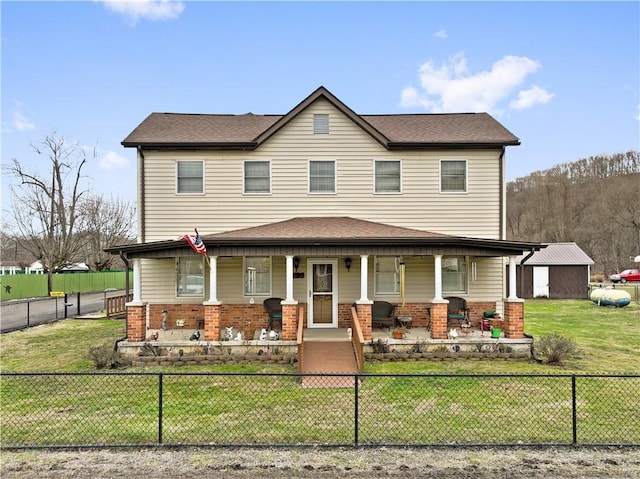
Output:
[[2, 446, 639, 478]]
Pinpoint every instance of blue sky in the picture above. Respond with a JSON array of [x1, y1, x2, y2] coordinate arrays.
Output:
[[2, 1, 639, 210]]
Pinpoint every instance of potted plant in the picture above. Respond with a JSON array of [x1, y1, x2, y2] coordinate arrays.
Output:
[[392, 326, 406, 339]]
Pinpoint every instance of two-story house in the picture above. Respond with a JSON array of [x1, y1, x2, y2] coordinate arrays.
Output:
[[107, 86, 541, 347]]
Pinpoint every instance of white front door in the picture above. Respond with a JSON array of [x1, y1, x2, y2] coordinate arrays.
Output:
[[533, 266, 549, 298], [307, 259, 338, 328]]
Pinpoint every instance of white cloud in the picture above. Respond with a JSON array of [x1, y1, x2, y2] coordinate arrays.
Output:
[[100, 0, 184, 24], [401, 52, 553, 114], [635, 104, 640, 121], [434, 29, 448, 39], [13, 112, 36, 131], [99, 151, 130, 170], [510, 85, 554, 110]]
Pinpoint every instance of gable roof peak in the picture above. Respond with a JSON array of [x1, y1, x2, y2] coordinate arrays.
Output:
[[253, 86, 389, 147]]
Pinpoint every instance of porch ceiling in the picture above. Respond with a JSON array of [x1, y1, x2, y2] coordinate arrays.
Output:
[[105, 217, 544, 259]]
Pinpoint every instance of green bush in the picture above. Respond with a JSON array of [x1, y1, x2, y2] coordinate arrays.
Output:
[[536, 333, 579, 365]]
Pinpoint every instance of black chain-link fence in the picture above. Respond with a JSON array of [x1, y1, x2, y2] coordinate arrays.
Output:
[[0, 291, 123, 333], [1, 372, 638, 448]]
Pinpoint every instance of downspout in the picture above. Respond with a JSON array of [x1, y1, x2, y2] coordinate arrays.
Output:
[[519, 248, 542, 363], [524, 333, 543, 363], [114, 251, 130, 351], [519, 247, 535, 298], [499, 146, 505, 239], [137, 146, 145, 244]]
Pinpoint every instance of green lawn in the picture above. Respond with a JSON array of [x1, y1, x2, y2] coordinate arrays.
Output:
[[1, 299, 638, 374], [1, 300, 638, 447]]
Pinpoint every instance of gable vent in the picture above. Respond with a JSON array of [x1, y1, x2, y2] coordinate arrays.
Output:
[[313, 114, 329, 134]]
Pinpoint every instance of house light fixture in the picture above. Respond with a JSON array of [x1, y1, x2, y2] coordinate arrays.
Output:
[[344, 257, 352, 272], [293, 256, 300, 272]]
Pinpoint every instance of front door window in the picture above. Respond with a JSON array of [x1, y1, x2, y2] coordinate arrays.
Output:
[[308, 259, 338, 328]]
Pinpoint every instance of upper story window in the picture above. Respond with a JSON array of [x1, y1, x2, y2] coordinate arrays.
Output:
[[176, 160, 204, 194], [313, 114, 329, 134], [440, 160, 467, 193], [244, 161, 271, 194], [176, 256, 204, 297], [309, 160, 336, 194], [375, 160, 401, 193], [375, 256, 400, 294], [442, 255, 467, 293], [244, 256, 271, 296]]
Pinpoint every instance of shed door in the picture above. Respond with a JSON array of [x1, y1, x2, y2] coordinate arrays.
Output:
[[533, 266, 549, 298]]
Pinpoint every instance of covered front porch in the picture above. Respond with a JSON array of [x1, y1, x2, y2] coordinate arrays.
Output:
[[108, 217, 541, 351]]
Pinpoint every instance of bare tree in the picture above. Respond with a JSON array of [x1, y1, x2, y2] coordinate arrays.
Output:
[[80, 194, 136, 271], [4, 133, 92, 292]]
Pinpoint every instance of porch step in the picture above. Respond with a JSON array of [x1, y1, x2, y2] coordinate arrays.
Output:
[[300, 341, 359, 388]]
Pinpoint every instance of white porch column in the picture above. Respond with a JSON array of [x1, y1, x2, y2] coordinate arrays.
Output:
[[285, 255, 294, 302], [434, 254, 443, 301], [358, 255, 369, 302], [127, 258, 142, 305], [206, 255, 219, 304], [132, 258, 142, 303], [508, 255, 518, 299]]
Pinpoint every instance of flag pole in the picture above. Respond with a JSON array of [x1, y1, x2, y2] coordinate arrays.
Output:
[[195, 228, 211, 267]]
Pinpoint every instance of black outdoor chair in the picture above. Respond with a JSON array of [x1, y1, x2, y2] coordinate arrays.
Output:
[[372, 301, 396, 329], [445, 296, 470, 328], [263, 297, 284, 331]]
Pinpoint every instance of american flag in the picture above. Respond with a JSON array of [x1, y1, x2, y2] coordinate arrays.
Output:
[[178, 229, 207, 255]]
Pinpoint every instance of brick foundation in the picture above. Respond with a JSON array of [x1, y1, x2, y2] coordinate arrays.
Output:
[[146, 303, 268, 340], [429, 301, 448, 339], [281, 303, 298, 341], [355, 303, 372, 340], [503, 299, 524, 339], [126, 304, 146, 342], [128, 299, 516, 341], [204, 304, 220, 341]]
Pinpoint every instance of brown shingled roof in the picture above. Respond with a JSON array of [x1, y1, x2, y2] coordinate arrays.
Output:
[[105, 216, 544, 256], [122, 112, 281, 146], [122, 86, 519, 149], [362, 113, 518, 145], [206, 217, 449, 241]]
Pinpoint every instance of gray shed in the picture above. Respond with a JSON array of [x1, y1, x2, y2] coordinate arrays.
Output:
[[512, 243, 594, 299]]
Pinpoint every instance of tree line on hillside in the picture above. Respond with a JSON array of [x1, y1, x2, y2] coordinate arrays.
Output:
[[506, 151, 640, 276], [1, 133, 135, 292]]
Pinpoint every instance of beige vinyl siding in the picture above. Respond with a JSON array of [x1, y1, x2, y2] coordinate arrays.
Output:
[[140, 253, 504, 307], [140, 258, 188, 304], [142, 99, 502, 242]]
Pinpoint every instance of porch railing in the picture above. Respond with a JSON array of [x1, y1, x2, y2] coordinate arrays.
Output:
[[296, 304, 305, 373], [106, 294, 132, 318], [350, 306, 365, 373]]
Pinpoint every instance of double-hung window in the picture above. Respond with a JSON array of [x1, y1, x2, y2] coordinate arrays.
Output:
[[244, 161, 270, 194], [176, 257, 204, 297], [375, 160, 401, 193], [309, 160, 336, 193], [375, 256, 400, 294], [176, 160, 204, 194], [442, 255, 467, 293], [244, 257, 271, 296], [440, 160, 467, 193]]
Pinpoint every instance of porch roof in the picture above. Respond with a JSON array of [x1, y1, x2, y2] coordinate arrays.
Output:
[[105, 217, 544, 258]]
